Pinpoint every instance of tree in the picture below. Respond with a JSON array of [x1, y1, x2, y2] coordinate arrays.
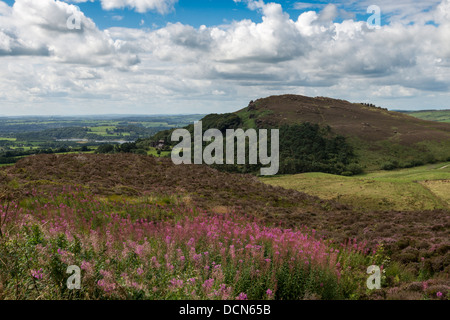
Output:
[[96, 144, 115, 154]]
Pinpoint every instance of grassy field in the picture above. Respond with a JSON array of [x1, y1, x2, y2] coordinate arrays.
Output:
[[0, 163, 14, 167], [88, 125, 118, 136], [261, 163, 450, 212], [147, 147, 171, 157], [406, 110, 450, 123]]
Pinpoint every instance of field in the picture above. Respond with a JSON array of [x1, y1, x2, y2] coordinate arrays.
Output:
[[0, 154, 448, 300], [406, 110, 450, 123], [260, 163, 450, 212], [147, 148, 171, 157]]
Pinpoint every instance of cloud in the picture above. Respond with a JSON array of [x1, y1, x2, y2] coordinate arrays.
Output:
[[293, 2, 326, 10], [0, 0, 138, 68], [69, 0, 178, 14], [1, 0, 450, 115]]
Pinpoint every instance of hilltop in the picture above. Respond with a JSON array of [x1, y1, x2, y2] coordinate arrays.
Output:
[[239, 95, 450, 143], [238, 96, 450, 171]]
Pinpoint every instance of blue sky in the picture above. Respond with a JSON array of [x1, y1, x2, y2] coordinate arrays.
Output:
[[77, 0, 372, 29], [1, 0, 373, 29], [2, 0, 263, 28], [0, 0, 449, 115], [90, 0, 265, 29]]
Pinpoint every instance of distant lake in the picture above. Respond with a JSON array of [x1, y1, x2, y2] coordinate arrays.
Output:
[[56, 139, 88, 142]]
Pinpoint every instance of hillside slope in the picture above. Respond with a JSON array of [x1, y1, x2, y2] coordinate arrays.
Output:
[[241, 95, 450, 143], [237, 95, 450, 170], [0, 153, 337, 223], [1, 154, 449, 288]]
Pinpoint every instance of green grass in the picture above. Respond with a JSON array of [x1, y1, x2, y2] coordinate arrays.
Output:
[[236, 109, 274, 129], [349, 137, 450, 171], [8, 146, 33, 151], [147, 147, 171, 157], [141, 122, 173, 128], [261, 162, 450, 212], [59, 150, 96, 155], [406, 110, 450, 123], [0, 163, 14, 167], [88, 126, 117, 137], [88, 123, 177, 135]]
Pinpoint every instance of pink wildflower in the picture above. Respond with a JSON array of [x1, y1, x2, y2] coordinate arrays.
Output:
[[31, 269, 44, 280], [237, 293, 248, 300]]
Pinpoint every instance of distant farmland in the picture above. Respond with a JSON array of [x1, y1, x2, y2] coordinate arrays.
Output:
[[405, 110, 450, 123]]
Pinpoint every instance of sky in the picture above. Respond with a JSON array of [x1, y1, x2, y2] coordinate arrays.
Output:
[[0, 0, 449, 115]]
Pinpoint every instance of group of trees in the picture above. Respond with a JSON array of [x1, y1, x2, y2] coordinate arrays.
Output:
[[144, 113, 242, 148], [0, 146, 91, 164], [95, 141, 148, 155], [206, 123, 361, 176], [15, 127, 97, 141], [13, 125, 167, 142], [142, 117, 362, 176], [277, 123, 360, 175]]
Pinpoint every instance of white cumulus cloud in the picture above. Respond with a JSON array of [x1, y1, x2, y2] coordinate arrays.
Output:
[[67, 0, 178, 14], [1, 0, 450, 115]]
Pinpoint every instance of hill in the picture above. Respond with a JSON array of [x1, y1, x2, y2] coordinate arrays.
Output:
[[239, 96, 449, 141], [237, 95, 450, 170], [143, 95, 450, 173]]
